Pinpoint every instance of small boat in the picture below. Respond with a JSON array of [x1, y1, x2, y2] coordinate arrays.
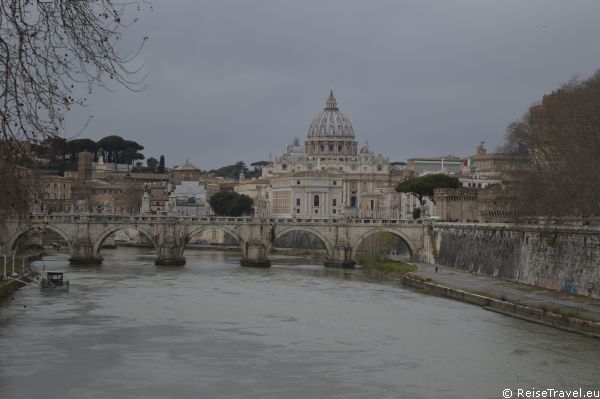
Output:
[[40, 271, 69, 291]]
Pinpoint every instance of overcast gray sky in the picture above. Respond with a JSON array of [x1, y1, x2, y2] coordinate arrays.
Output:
[[66, 0, 600, 170]]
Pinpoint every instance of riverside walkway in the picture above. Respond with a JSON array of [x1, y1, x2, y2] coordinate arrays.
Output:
[[413, 263, 600, 323]]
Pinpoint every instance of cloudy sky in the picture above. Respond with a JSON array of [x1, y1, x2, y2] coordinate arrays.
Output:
[[66, 0, 600, 170]]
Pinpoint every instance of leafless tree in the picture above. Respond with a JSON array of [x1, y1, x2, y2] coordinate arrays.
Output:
[[1, 0, 149, 222], [505, 70, 600, 218], [71, 180, 95, 212], [123, 182, 143, 214], [357, 232, 396, 264]]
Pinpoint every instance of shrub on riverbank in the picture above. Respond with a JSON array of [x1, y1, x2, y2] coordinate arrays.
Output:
[[360, 259, 417, 276]]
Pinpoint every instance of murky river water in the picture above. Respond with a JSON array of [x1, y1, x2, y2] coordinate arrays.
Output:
[[1, 247, 599, 399]]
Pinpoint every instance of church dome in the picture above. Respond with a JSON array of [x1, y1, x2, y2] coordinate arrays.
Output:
[[307, 91, 355, 138], [174, 157, 199, 171]]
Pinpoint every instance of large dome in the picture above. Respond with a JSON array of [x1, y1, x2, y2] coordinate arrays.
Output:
[[307, 91, 355, 138]]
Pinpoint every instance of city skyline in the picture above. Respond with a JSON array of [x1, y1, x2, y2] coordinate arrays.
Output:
[[62, 0, 600, 169]]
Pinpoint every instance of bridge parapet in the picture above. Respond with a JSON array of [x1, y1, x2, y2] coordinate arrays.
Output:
[[21, 213, 421, 226]]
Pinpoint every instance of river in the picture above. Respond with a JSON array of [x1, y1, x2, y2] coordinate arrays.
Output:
[[0, 247, 598, 399]]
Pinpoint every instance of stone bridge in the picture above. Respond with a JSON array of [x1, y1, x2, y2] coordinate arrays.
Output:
[[1, 213, 431, 267]]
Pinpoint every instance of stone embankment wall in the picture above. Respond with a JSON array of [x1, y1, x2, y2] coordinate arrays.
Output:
[[403, 274, 600, 337], [432, 223, 600, 299]]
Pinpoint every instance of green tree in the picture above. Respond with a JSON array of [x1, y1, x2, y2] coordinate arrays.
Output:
[[211, 161, 247, 179], [250, 160, 270, 168], [209, 191, 254, 217], [158, 155, 165, 173], [121, 147, 145, 171], [396, 174, 460, 205], [65, 139, 98, 164], [146, 157, 158, 172], [97, 135, 126, 163]]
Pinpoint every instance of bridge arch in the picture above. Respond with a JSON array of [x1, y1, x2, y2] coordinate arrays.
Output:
[[7, 224, 72, 252], [92, 225, 157, 256], [274, 226, 334, 258], [351, 227, 414, 260], [185, 225, 243, 246]]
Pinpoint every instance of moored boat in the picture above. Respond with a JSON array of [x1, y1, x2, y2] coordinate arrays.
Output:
[[40, 272, 69, 291]]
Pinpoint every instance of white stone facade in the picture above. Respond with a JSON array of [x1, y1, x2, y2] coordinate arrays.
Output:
[[260, 91, 405, 219]]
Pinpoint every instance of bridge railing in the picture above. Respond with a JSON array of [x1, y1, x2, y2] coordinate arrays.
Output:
[[17, 213, 419, 226]]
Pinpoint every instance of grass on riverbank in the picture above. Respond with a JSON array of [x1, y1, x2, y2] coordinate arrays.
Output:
[[360, 258, 417, 276]]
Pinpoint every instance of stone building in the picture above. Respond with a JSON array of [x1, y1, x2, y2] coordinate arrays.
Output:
[[269, 172, 343, 218], [434, 188, 479, 222], [39, 176, 73, 213], [434, 185, 516, 223], [466, 143, 528, 180], [405, 156, 465, 176], [259, 91, 405, 219], [147, 183, 169, 213], [169, 158, 203, 184], [477, 185, 515, 222]]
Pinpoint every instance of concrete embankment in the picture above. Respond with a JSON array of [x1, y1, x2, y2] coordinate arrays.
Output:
[[403, 266, 600, 338], [0, 252, 42, 301], [0, 273, 36, 300]]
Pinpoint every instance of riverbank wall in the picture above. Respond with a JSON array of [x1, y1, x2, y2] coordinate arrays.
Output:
[[0, 252, 41, 300], [431, 223, 600, 299], [403, 273, 600, 338]]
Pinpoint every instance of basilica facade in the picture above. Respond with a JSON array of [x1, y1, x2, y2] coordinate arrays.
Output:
[[258, 91, 405, 219]]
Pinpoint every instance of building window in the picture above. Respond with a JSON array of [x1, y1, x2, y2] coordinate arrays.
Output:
[[329, 144, 334, 152], [297, 180, 300, 185], [296, 209, 300, 214], [333, 181, 337, 185], [332, 199, 337, 206], [377, 165, 382, 171], [350, 196, 357, 207], [313, 195, 320, 207], [333, 209, 336, 214], [314, 209, 318, 214], [282, 164, 287, 170], [296, 198, 300, 206]]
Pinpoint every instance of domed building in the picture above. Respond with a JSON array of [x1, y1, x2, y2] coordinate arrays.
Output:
[[258, 91, 405, 219], [305, 90, 357, 156]]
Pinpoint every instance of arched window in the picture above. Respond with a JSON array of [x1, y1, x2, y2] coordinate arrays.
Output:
[[313, 195, 320, 207]]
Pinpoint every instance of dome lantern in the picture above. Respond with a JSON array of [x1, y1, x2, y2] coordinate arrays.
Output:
[[325, 90, 338, 111]]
